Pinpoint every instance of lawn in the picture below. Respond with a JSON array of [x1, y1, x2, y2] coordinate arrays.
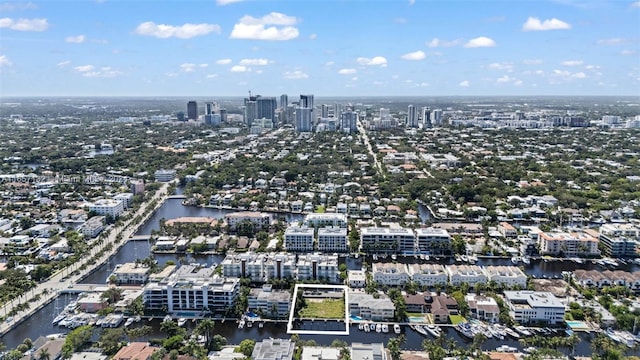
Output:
[[298, 299, 345, 319], [449, 315, 466, 324]]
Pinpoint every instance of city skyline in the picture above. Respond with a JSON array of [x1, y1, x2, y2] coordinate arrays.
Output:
[[0, 0, 639, 97]]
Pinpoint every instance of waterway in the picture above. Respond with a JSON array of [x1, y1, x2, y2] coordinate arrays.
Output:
[[3, 197, 638, 355]]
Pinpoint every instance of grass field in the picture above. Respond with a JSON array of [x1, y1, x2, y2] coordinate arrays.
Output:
[[449, 315, 466, 324], [298, 299, 345, 319]]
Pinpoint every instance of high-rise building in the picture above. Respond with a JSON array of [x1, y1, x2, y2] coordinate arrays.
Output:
[[432, 109, 443, 126], [219, 109, 227, 123], [340, 111, 357, 133], [407, 105, 418, 128], [295, 107, 312, 132], [321, 104, 330, 118], [205, 102, 215, 115], [244, 95, 276, 127], [187, 101, 198, 120], [280, 94, 288, 109], [176, 111, 185, 122], [422, 107, 431, 128], [300, 94, 314, 112]]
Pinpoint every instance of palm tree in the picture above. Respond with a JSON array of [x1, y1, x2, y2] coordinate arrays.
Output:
[[37, 348, 50, 360], [195, 318, 215, 350]]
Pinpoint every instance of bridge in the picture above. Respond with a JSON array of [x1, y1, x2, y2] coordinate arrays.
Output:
[[168, 195, 187, 199], [129, 235, 153, 241]]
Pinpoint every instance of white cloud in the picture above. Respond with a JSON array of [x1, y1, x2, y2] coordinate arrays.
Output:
[[408, 0, 416, 5], [180, 63, 197, 72], [597, 38, 625, 46], [283, 70, 308, 79], [631, 1, 640, 8], [74, 65, 95, 72], [561, 60, 583, 66], [0, 55, 12, 67], [621, 50, 636, 55], [57, 60, 70, 67], [216, 58, 232, 65], [459, 80, 470, 87], [572, 72, 587, 79], [206, 74, 218, 78], [0, 2, 38, 11], [497, 75, 513, 83], [65, 35, 85, 43], [230, 12, 299, 41], [83, 66, 122, 78], [535, 70, 545, 75], [135, 21, 221, 39], [216, 0, 244, 5], [199, 64, 208, 68], [0, 17, 48, 31], [309, 33, 317, 40], [356, 56, 387, 66], [325, 61, 335, 66], [522, 17, 571, 31], [401, 50, 426, 61], [338, 68, 357, 75], [523, 59, 543, 65], [427, 37, 463, 48], [553, 69, 571, 76], [514, 80, 523, 86], [230, 65, 249, 72], [239, 58, 270, 66], [488, 62, 513, 72], [351, 77, 358, 81], [74, 64, 121, 77], [464, 36, 496, 48], [585, 65, 600, 70]]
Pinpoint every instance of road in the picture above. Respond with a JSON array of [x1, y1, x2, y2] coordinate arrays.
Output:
[[0, 181, 172, 337], [357, 119, 385, 178]]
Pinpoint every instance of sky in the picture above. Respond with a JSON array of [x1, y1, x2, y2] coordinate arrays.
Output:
[[0, 0, 639, 97]]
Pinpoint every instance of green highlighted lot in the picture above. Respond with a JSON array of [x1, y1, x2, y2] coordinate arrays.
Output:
[[298, 299, 345, 319], [449, 315, 466, 324]]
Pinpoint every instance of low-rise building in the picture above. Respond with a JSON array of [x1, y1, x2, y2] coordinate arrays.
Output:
[[77, 292, 108, 313], [431, 294, 459, 324], [143, 264, 240, 314], [498, 222, 518, 238], [408, 264, 448, 287], [252, 339, 295, 360], [114, 193, 135, 208], [446, 265, 487, 286], [297, 253, 341, 284], [348, 292, 395, 321], [80, 216, 105, 238], [303, 213, 348, 228], [372, 262, 410, 286], [248, 285, 291, 319], [284, 226, 314, 252], [317, 227, 348, 252], [154, 169, 176, 182], [113, 342, 159, 360], [598, 223, 639, 258], [88, 199, 125, 218], [465, 294, 500, 323], [415, 227, 451, 254], [110, 263, 150, 285], [483, 265, 527, 288], [348, 270, 366, 288], [503, 290, 565, 325], [360, 227, 415, 253], [538, 231, 600, 257], [225, 211, 271, 231], [350, 343, 386, 360]]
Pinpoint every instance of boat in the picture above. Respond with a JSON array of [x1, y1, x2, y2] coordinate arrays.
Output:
[[177, 318, 187, 327], [565, 328, 574, 336], [358, 323, 364, 331], [515, 325, 532, 336], [414, 325, 429, 337], [381, 324, 389, 333], [468, 255, 477, 264], [364, 324, 370, 332], [238, 319, 245, 329], [393, 324, 401, 334], [370, 323, 376, 331], [495, 345, 518, 353], [247, 320, 253, 328], [52, 313, 66, 325], [455, 322, 475, 339], [375, 323, 382, 333], [258, 322, 264, 328], [511, 256, 520, 264], [504, 327, 521, 339], [391, 254, 397, 260], [124, 317, 135, 328], [425, 325, 441, 338], [134, 316, 142, 322], [461, 255, 468, 262], [522, 256, 531, 265], [163, 315, 172, 323]]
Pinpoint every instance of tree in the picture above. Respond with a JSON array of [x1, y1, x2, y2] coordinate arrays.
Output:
[[387, 335, 405, 360], [98, 328, 126, 355], [62, 325, 93, 359], [235, 339, 256, 357], [195, 319, 215, 350], [37, 349, 50, 360], [211, 335, 227, 351]]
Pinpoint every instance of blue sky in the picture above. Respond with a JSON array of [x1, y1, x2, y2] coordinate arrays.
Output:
[[0, 0, 639, 97]]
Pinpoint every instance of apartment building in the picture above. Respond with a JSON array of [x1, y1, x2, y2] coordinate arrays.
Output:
[[372, 262, 410, 286], [284, 226, 314, 252], [415, 227, 451, 254], [348, 292, 395, 321], [317, 227, 348, 252], [248, 285, 291, 319], [598, 223, 639, 258], [483, 265, 527, 288], [408, 264, 448, 287], [446, 265, 487, 286], [360, 227, 415, 253], [225, 211, 271, 231], [303, 213, 348, 228], [503, 291, 565, 325], [538, 231, 600, 257]]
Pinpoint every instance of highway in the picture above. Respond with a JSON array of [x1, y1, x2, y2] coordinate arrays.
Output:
[[357, 119, 385, 178], [0, 181, 172, 337]]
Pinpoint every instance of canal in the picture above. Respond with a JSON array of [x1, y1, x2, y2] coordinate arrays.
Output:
[[2, 197, 637, 355]]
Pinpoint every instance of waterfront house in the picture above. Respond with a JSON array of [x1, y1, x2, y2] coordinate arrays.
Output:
[[465, 294, 500, 323], [430, 294, 459, 324], [113, 342, 160, 360], [251, 339, 295, 360], [503, 291, 565, 325], [372, 262, 410, 286], [348, 291, 395, 321], [408, 264, 448, 287], [446, 265, 488, 286], [248, 284, 291, 319], [348, 270, 366, 288]]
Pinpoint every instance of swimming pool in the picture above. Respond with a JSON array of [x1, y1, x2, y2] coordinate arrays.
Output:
[[350, 315, 363, 321]]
